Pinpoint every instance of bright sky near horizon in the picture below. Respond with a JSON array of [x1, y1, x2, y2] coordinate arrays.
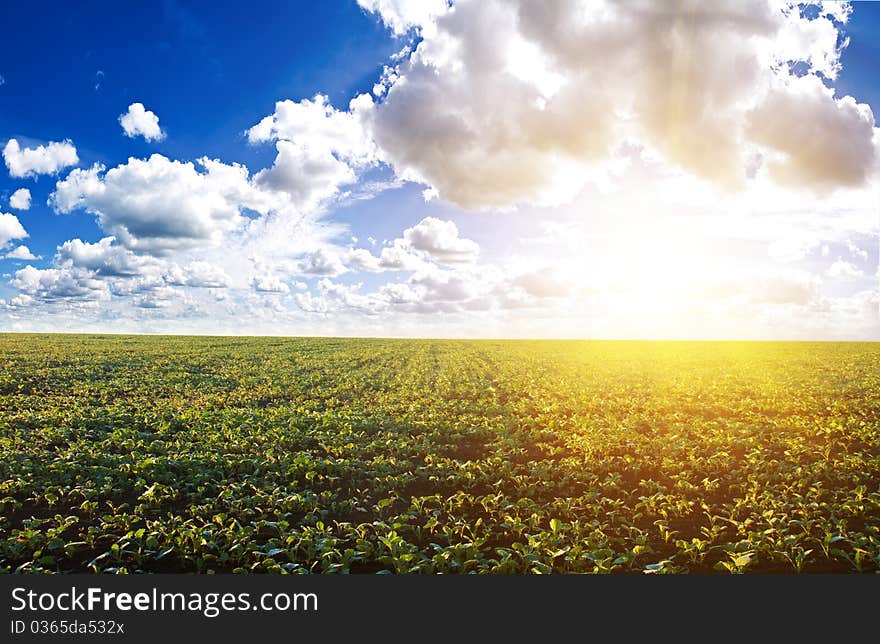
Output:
[[0, 0, 878, 339]]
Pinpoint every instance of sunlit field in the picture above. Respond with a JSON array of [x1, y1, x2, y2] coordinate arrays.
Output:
[[1, 334, 878, 573]]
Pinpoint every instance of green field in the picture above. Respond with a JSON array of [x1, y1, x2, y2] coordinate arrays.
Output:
[[1, 334, 878, 573]]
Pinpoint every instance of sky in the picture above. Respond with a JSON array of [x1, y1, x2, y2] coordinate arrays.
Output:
[[0, 0, 878, 339]]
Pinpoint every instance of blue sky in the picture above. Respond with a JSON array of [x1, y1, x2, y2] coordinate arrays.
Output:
[[0, 1, 402, 257], [0, 1, 878, 338]]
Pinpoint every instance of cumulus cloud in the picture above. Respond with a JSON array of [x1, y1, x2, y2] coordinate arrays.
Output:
[[293, 290, 331, 314], [355, 0, 878, 209], [288, 217, 571, 318], [248, 94, 377, 210], [7, 236, 233, 310], [132, 286, 180, 310], [827, 259, 863, 279], [254, 141, 357, 211], [294, 257, 572, 318], [298, 247, 348, 276], [11, 265, 109, 301], [346, 245, 423, 272], [407, 267, 488, 305], [0, 212, 28, 248], [50, 154, 283, 253], [746, 74, 877, 190], [344, 217, 477, 272], [845, 239, 869, 262], [247, 94, 376, 162], [251, 272, 290, 293], [9, 188, 31, 210], [4, 245, 39, 260], [9, 236, 186, 306], [402, 217, 479, 263], [56, 237, 152, 276], [19, 145, 346, 313], [295, 280, 376, 315], [3, 139, 78, 178], [163, 261, 231, 288], [119, 103, 166, 142], [356, 0, 450, 35], [375, 244, 424, 270], [346, 247, 384, 272]]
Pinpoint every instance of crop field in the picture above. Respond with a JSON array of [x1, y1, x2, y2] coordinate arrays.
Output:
[[1, 334, 878, 574]]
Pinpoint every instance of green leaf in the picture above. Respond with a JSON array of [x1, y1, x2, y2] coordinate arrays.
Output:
[[733, 554, 752, 568]]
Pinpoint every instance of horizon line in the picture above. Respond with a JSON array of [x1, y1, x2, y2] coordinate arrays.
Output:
[[0, 331, 877, 343]]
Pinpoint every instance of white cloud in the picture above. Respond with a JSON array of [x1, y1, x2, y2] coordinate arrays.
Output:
[[775, 2, 850, 80], [346, 248, 383, 272], [9, 188, 31, 210], [248, 0, 868, 218], [402, 217, 479, 263], [818, 1, 852, 24], [251, 272, 290, 293], [247, 94, 376, 163], [376, 244, 423, 270], [4, 245, 39, 260], [0, 212, 28, 248], [827, 259, 863, 279], [107, 274, 166, 298], [343, 218, 477, 271], [407, 267, 487, 305], [298, 247, 348, 276], [295, 279, 389, 315], [845, 239, 869, 262], [119, 103, 166, 142], [3, 139, 78, 178], [294, 257, 572, 318], [746, 74, 877, 191], [361, 0, 876, 209], [56, 237, 152, 276], [346, 245, 423, 272], [248, 94, 378, 210], [254, 141, 357, 211], [132, 285, 179, 309], [50, 154, 284, 253], [356, 0, 450, 35], [163, 261, 231, 288], [11, 265, 109, 301]]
